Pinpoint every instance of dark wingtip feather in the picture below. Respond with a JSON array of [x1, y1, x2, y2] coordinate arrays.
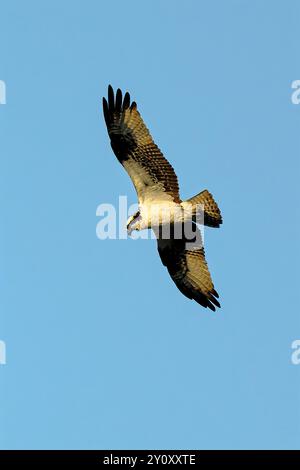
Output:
[[116, 88, 122, 111], [194, 292, 213, 310], [194, 289, 220, 311], [207, 303, 216, 312], [209, 295, 221, 309], [123, 91, 130, 109], [106, 86, 134, 112], [211, 289, 219, 298], [108, 84, 114, 110], [102, 97, 109, 127]]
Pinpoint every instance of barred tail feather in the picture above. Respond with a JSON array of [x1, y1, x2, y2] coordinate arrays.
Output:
[[186, 190, 222, 228]]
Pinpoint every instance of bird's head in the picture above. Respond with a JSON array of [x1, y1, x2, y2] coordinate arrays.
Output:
[[127, 211, 141, 236]]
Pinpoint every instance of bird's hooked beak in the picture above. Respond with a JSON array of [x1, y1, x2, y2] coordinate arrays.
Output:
[[127, 211, 141, 236], [127, 215, 135, 236]]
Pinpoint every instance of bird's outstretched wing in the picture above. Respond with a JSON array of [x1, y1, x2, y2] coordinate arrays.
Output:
[[103, 85, 180, 204], [156, 224, 220, 311]]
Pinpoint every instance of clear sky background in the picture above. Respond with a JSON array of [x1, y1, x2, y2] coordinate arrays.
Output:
[[0, 0, 299, 450]]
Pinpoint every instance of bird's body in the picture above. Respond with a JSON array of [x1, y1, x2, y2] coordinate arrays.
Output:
[[132, 201, 184, 231], [102, 85, 222, 311]]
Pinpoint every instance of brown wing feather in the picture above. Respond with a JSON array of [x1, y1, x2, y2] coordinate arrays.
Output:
[[103, 85, 180, 203], [156, 224, 220, 311]]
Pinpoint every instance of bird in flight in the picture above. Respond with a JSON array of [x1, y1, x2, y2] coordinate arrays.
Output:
[[102, 85, 222, 311]]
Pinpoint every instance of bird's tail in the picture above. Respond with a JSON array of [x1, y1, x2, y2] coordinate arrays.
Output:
[[183, 190, 222, 228]]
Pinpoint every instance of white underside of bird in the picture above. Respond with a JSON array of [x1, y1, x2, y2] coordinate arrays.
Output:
[[127, 200, 202, 235]]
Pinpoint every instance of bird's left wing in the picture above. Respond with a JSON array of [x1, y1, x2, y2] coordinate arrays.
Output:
[[103, 85, 180, 204], [156, 225, 220, 311]]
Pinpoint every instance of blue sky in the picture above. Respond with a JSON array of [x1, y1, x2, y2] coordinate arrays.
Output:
[[0, 0, 299, 450]]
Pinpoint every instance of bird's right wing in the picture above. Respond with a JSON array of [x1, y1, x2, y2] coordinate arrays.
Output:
[[156, 224, 220, 311], [103, 85, 180, 204]]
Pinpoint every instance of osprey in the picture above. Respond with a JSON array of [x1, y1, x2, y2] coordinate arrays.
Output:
[[103, 85, 222, 311]]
